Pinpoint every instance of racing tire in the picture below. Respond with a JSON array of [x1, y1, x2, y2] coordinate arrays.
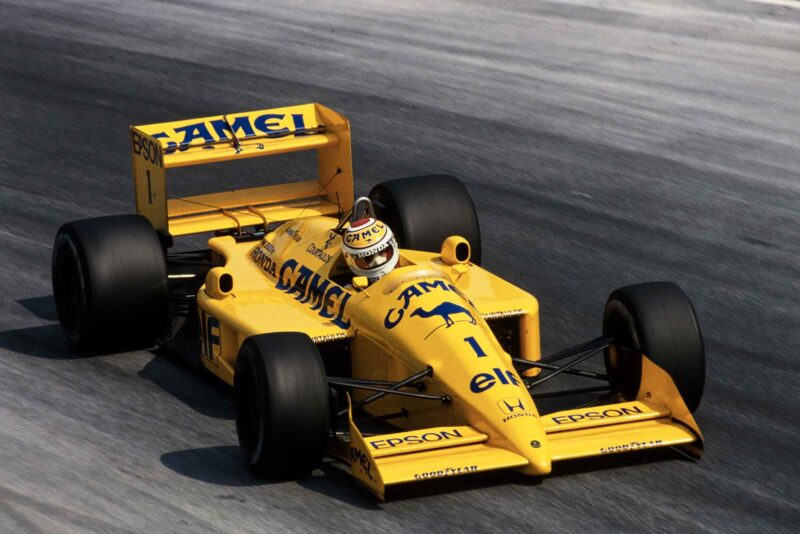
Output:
[[234, 333, 330, 476], [51, 214, 168, 348], [602, 282, 705, 413], [369, 175, 482, 265]]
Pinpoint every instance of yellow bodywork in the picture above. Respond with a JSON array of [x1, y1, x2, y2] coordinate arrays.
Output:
[[132, 103, 703, 500]]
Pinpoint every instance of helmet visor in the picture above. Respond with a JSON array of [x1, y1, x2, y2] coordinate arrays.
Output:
[[354, 245, 394, 271]]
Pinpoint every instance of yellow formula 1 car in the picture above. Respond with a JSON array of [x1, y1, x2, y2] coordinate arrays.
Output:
[[52, 103, 705, 499]]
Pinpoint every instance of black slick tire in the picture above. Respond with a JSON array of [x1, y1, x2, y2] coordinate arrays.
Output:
[[51, 214, 168, 348], [234, 332, 330, 476], [369, 175, 482, 264], [602, 281, 705, 413]]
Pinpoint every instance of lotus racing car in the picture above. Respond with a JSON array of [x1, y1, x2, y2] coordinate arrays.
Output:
[[51, 103, 705, 499]]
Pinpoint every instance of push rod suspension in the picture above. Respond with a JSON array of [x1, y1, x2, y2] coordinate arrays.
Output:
[[512, 358, 609, 381], [330, 381, 442, 401], [540, 336, 611, 364], [336, 367, 438, 417], [328, 377, 421, 389], [526, 346, 608, 389]]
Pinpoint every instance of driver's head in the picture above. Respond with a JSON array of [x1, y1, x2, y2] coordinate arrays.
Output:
[[342, 218, 399, 284]]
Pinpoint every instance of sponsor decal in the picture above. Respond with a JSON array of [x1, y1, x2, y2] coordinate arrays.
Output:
[[502, 412, 534, 423], [600, 440, 663, 454], [306, 243, 333, 263], [549, 405, 644, 426], [250, 245, 277, 277], [414, 465, 478, 480], [384, 280, 474, 329], [344, 221, 385, 247], [249, 246, 350, 329], [310, 332, 348, 343], [469, 368, 522, 393], [324, 231, 337, 250], [410, 301, 475, 328], [367, 429, 463, 450], [276, 259, 351, 329], [497, 397, 533, 423], [200, 311, 220, 365], [482, 309, 525, 320], [497, 398, 533, 422], [285, 227, 302, 242], [350, 446, 374, 481], [148, 112, 312, 154], [132, 131, 163, 167]]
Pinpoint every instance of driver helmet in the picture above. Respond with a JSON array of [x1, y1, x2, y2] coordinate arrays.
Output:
[[342, 217, 399, 283]]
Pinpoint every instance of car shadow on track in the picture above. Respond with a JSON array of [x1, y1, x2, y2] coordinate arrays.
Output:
[[17, 296, 59, 321], [2, 296, 162, 359], [161, 445, 265, 487], [161, 447, 379, 509], [0, 322, 135, 359], [138, 353, 234, 420], [296, 461, 381, 509]]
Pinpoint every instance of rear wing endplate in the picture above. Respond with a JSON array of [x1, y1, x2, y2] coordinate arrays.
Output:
[[130, 103, 353, 236]]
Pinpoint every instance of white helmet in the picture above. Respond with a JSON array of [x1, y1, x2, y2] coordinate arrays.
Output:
[[342, 201, 399, 283]]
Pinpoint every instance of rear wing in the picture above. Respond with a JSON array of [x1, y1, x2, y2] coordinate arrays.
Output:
[[130, 103, 353, 237]]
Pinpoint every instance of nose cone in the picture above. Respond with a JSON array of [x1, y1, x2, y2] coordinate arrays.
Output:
[[501, 416, 552, 476], [521, 447, 552, 476]]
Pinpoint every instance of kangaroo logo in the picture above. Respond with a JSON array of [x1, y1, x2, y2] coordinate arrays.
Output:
[[410, 301, 476, 328]]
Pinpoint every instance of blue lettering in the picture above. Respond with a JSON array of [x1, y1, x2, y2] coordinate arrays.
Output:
[[254, 114, 289, 136], [470, 373, 495, 393], [151, 132, 178, 155], [332, 293, 351, 329], [470, 369, 521, 393], [289, 266, 313, 300], [419, 280, 448, 293], [384, 307, 404, 329], [208, 116, 257, 140], [276, 259, 297, 290], [495, 367, 509, 385], [230, 115, 256, 138], [303, 274, 330, 309], [174, 122, 215, 150], [292, 113, 309, 136], [506, 370, 521, 386], [399, 285, 423, 310], [320, 286, 343, 319]]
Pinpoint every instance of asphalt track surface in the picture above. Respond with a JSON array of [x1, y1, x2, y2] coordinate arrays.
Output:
[[2, 0, 799, 531]]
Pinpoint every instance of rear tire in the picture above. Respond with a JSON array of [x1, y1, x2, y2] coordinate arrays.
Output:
[[51, 214, 168, 348], [602, 282, 705, 413], [369, 175, 482, 264], [234, 333, 330, 476]]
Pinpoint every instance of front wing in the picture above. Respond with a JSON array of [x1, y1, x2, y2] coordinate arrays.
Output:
[[339, 356, 702, 500]]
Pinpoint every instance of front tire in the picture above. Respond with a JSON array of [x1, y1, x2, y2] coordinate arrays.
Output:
[[603, 282, 705, 413], [234, 333, 330, 476], [51, 214, 168, 348]]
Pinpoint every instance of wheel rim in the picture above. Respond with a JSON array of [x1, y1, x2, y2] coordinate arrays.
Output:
[[53, 237, 87, 341], [604, 300, 643, 401], [235, 355, 268, 463]]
